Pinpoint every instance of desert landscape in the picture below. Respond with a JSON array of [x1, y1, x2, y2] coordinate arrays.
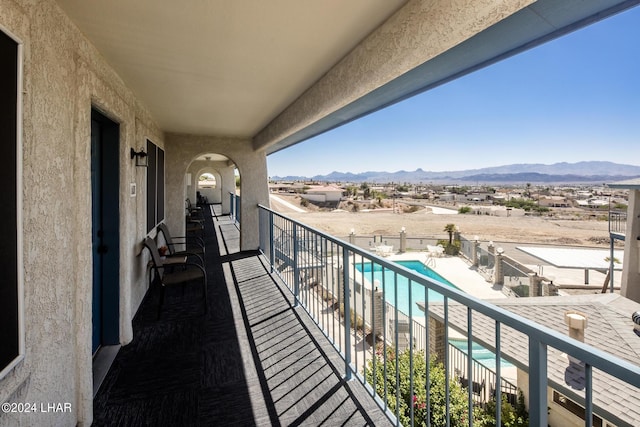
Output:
[[270, 194, 613, 247]]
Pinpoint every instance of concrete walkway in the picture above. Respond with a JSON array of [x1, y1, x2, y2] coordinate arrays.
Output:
[[269, 194, 307, 213]]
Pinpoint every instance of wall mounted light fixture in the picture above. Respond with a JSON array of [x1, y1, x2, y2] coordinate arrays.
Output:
[[130, 147, 148, 167]]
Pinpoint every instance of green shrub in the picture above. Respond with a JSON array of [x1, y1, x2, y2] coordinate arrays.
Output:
[[458, 206, 472, 214], [436, 239, 460, 256], [366, 348, 470, 426], [500, 198, 549, 214], [366, 347, 530, 427], [474, 391, 529, 427], [338, 304, 365, 332], [510, 284, 529, 297]]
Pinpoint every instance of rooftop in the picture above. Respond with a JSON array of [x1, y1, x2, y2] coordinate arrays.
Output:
[[608, 178, 640, 189], [429, 293, 640, 426]]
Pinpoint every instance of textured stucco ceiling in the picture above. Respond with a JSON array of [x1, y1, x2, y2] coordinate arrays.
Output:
[[55, 0, 407, 138]]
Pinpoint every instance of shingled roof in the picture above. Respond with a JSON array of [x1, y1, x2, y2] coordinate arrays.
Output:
[[427, 293, 640, 426]]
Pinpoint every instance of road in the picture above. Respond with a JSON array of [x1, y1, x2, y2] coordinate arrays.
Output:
[[269, 194, 306, 213]]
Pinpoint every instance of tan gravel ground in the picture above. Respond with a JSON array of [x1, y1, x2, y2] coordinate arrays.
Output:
[[272, 195, 612, 247]]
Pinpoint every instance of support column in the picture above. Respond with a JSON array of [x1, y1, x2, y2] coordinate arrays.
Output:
[[529, 273, 543, 297], [429, 316, 446, 363], [372, 283, 383, 341], [471, 236, 480, 267], [493, 248, 504, 286], [621, 189, 640, 303]]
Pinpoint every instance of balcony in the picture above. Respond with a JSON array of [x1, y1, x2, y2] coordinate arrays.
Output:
[[609, 210, 627, 241], [93, 205, 392, 426], [94, 202, 640, 426], [4, 2, 640, 426]]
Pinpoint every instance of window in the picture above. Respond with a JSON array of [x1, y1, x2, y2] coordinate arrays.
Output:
[[146, 140, 165, 232], [0, 27, 24, 378]]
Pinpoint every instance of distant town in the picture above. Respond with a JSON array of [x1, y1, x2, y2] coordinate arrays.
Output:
[[269, 160, 640, 185], [268, 180, 629, 218]]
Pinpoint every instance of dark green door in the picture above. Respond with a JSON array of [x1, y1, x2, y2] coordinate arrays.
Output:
[[91, 109, 120, 355]]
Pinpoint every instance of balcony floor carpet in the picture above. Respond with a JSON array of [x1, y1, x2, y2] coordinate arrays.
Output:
[[93, 205, 391, 426]]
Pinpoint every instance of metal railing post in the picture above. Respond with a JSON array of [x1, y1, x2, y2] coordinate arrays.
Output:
[[236, 196, 241, 225], [293, 223, 299, 306], [528, 337, 548, 427], [609, 238, 615, 292], [343, 245, 352, 380], [467, 308, 473, 427], [269, 211, 275, 273], [495, 322, 502, 427]]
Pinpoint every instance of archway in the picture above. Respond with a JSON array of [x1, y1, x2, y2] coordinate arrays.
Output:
[[186, 152, 238, 214], [196, 172, 218, 204]]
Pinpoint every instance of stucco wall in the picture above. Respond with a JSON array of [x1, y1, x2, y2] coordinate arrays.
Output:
[[621, 189, 640, 303], [0, 1, 162, 425]]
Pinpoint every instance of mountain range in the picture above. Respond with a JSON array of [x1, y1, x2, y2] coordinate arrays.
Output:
[[271, 161, 640, 184]]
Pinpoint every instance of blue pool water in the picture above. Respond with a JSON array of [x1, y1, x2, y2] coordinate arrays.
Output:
[[450, 338, 514, 369], [357, 260, 513, 369], [356, 260, 458, 317]]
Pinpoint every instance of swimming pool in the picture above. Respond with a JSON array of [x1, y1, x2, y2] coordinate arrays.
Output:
[[449, 338, 514, 369], [355, 260, 458, 317], [356, 260, 513, 369]]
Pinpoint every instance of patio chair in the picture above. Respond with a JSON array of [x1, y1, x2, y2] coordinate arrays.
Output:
[[185, 199, 206, 237], [157, 223, 205, 265], [472, 379, 486, 397], [143, 237, 208, 318], [186, 197, 201, 211], [375, 245, 393, 257], [427, 244, 444, 257], [186, 198, 204, 220], [457, 376, 485, 398], [185, 217, 205, 239]]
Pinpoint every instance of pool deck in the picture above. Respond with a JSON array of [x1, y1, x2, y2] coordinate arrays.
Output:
[[388, 252, 507, 300]]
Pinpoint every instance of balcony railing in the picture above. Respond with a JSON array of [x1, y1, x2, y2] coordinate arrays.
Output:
[[257, 205, 640, 426], [608, 210, 626, 237], [229, 192, 241, 225]]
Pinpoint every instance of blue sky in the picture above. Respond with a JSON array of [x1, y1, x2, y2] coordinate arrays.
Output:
[[267, 6, 640, 178]]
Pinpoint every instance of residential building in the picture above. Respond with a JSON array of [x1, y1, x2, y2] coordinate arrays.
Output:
[[432, 294, 640, 427], [538, 195, 572, 208], [1, 1, 639, 426], [301, 185, 345, 203]]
